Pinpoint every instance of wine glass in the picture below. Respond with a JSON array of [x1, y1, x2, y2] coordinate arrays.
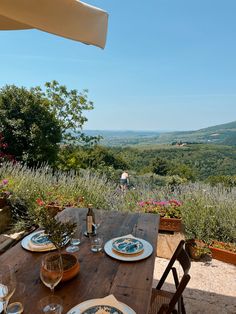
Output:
[[40, 252, 63, 294], [0, 265, 16, 313], [38, 295, 63, 314]]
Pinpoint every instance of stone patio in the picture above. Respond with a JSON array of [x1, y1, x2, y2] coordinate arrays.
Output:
[[155, 231, 236, 314], [153, 257, 236, 314]]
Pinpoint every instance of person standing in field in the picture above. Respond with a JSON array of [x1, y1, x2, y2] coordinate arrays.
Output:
[[120, 170, 129, 191]]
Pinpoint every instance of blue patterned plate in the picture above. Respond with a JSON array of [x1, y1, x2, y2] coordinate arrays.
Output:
[[112, 237, 144, 255], [81, 305, 123, 314], [30, 231, 52, 246]]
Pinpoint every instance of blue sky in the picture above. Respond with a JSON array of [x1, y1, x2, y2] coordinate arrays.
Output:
[[0, 0, 236, 131]]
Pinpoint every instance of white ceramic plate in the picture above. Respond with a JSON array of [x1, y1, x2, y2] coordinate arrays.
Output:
[[104, 237, 153, 262], [67, 298, 135, 314], [21, 231, 56, 252]]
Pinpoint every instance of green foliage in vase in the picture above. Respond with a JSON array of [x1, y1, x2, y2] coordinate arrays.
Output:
[[38, 209, 76, 250]]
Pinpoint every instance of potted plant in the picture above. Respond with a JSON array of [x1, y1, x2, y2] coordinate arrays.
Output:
[[185, 239, 210, 260], [38, 208, 80, 282], [209, 241, 236, 265], [137, 199, 183, 232], [181, 203, 212, 260]]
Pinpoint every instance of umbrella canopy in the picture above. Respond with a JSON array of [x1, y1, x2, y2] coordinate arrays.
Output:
[[0, 0, 108, 48]]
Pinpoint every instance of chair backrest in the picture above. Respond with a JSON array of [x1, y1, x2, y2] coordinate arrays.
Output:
[[156, 240, 191, 314]]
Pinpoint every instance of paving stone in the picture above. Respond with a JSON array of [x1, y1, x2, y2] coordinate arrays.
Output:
[[153, 257, 236, 314]]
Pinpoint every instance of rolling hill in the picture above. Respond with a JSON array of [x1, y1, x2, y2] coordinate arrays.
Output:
[[85, 120, 236, 147]]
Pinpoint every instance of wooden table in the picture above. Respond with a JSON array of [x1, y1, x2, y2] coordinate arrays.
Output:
[[0, 208, 159, 314]]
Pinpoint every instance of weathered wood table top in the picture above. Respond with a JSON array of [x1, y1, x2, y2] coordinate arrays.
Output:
[[0, 208, 159, 314]]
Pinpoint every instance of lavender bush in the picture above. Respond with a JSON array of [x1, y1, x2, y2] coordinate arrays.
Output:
[[0, 162, 235, 244]]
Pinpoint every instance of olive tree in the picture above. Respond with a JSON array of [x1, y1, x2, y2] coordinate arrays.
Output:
[[33, 80, 100, 145]]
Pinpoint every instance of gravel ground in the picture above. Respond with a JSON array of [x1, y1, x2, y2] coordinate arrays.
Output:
[[153, 257, 236, 314]]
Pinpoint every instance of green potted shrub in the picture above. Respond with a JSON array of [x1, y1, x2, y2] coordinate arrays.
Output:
[[207, 206, 236, 265], [38, 208, 80, 281], [181, 200, 213, 260], [137, 199, 182, 232]]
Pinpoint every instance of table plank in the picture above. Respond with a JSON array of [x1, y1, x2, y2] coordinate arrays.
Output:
[[0, 208, 159, 314]]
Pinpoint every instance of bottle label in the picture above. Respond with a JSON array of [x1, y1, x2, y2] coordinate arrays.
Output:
[[87, 216, 93, 234]]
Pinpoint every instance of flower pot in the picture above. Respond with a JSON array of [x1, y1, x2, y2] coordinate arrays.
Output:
[[46, 205, 62, 217], [159, 217, 182, 232], [61, 253, 80, 282], [185, 239, 209, 261], [209, 241, 236, 266]]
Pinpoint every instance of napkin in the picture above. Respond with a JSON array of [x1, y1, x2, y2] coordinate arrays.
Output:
[[78, 295, 135, 314], [27, 231, 55, 251]]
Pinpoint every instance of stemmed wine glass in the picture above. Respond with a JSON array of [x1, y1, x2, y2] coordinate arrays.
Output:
[[40, 252, 63, 294], [0, 265, 16, 314]]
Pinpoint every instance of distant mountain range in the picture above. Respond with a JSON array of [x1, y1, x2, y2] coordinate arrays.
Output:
[[85, 121, 236, 146]]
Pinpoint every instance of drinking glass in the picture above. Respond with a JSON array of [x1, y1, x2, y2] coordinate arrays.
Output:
[[90, 235, 103, 253], [93, 210, 102, 235], [40, 253, 63, 294], [38, 295, 63, 314], [66, 212, 81, 253], [0, 265, 16, 314], [6, 282, 25, 314]]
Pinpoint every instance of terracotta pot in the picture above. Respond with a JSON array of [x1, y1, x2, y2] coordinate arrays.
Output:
[[159, 217, 182, 232], [209, 241, 236, 266], [0, 196, 8, 208], [185, 239, 209, 260], [61, 253, 80, 282]]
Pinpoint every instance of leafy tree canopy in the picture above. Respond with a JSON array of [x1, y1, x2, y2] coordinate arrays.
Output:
[[57, 145, 127, 171], [33, 80, 100, 145], [0, 85, 61, 165]]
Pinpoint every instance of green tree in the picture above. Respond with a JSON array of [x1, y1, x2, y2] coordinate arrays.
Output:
[[151, 157, 170, 176], [57, 145, 127, 171], [33, 80, 100, 145], [168, 163, 195, 181], [0, 85, 61, 165]]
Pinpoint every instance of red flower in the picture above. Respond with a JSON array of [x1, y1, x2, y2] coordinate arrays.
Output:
[[36, 198, 45, 206]]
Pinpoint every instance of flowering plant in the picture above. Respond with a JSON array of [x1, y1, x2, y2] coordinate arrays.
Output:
[[137, 199, 182, 218], [0, 179, 11, 197]]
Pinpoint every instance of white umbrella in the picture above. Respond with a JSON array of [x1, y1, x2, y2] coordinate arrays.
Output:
[[0, 0, 108, 48]]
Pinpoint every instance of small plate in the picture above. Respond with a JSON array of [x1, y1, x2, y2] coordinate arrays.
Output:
[[81, 304, 123, 314], [112, 237, 144, 255], [21, 231, 56, 252], [31, 232, 51, 246]]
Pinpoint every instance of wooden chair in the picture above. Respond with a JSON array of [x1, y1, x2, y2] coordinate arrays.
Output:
[[149, 240, 191, 314]]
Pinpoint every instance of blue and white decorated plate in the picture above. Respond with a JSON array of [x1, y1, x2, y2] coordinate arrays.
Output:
[[81, 305, 123, 314], [67, 297, 136, 314], [112, 237, 144, 255], [31, 231, 51, 246]]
